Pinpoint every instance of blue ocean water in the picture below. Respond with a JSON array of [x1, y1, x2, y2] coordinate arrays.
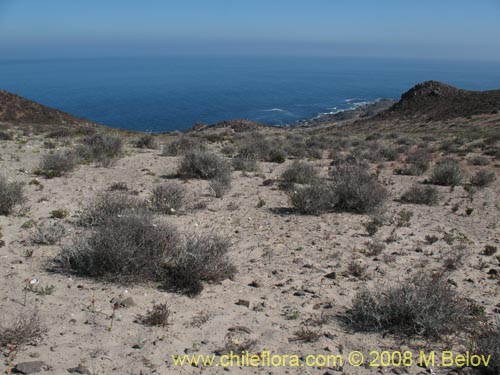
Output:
[[1, 56, 500, 132]]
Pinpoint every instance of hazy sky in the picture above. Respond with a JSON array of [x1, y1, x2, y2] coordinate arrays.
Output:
[[1, 0, 499, 60]]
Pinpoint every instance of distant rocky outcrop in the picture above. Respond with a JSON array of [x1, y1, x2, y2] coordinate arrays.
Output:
[[377, 81, 500, 121], [0, 90, 88, 125]]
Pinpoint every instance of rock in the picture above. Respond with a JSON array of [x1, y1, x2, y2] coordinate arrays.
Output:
[[14, 361, 47, 374], [236, 299, 250, 308], [67, 365, 91, 374], [248, 281, 260, 288], [120, 297, 136, 308], [324, 271, 336, 280]]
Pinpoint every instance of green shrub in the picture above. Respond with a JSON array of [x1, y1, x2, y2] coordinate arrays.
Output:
[[178, 150, 231, 181]]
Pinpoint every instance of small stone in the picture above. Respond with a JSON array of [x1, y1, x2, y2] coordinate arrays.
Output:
[[248, 281, 260, 288], [325, 271, 336, 280], [67, 365, 91, 374], [236, 299, 250, 308], [120, 297, 136, 308], [14, 361, 47, 374]]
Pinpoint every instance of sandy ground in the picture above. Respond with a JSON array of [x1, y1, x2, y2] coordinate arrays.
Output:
[[1, 126, 499, 375]]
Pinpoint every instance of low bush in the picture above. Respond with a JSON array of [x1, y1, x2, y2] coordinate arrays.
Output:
[[470, 169, 496, 187], [35, 150, 77, 178], [237, 135, 287, 163], [348, 273, 473, 338], [232, 155, 259, 172], [150, 182, 185, 214], [134, 134, 158, 149], [473, 321, 500, 374], [79, 191, 143, 227], [45, 127, 75, 139], [137, 303, 170, 327], [430, 158, 464, 186], [401, 185, 439, 205], [209, 175, 231, 198], [0, 131, 13, 140], [178, 150, 231, 181], [167, 233, 236, 296], [162, 136, 205, 156], [0, 176, 25, 215], [280, 161, 319, 190], [468, 156, 490, 166], [76, 133, 123, 164], [60, 212, 180, 282], [288, 181, 335, 215], [31, 221, 66, 245], [396, 149, 431, 176], [0, 309, 47, 349], [330, 162, 387, 213]]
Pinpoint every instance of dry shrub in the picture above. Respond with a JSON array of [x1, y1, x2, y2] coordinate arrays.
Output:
[[237, 135, 286, 163], [232, 155, 258, 172], [280, 161, 319, 190], [79, 191, 143, 227], [330, 162, 387, 213], [31, 221, 66, 245], [0, 131, 13, 140], [137, 303, 170, 327], [76, 133, 123, 164], [162, 136, 205, 156], [473, 321, 500, 374], [348, 273, 473, 338], [430, 158, 464, 186], [60, 212, 179, 282], [167, 233, 236, 296], [288, 181, 335, 215], [36, 150, 77, 178], [150, 182, 186, 214], [0, 176, 25, 215], [178, 150, 231, 180], [134, 134, 158, 149], [401, 184, 439, 205], [471, 169, 496, 187], [0, 309, 46, 349], [397, 148, 431, 176]]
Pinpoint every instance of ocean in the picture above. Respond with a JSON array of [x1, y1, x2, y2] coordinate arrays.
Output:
[[1, 56, 500, 132]]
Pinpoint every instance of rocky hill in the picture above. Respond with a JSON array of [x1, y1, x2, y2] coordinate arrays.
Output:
[[0, 90, 88, 125], [377, 80, 500, 121]]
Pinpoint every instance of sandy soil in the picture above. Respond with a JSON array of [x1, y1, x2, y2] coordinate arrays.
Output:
[[1, 123, 499, 375]]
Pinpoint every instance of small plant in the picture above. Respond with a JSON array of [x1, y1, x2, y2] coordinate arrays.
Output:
[[209, 175, 231, 198], [430, 158, 464, 186], [290, 327, 322, 343], [0, 176, 25, 215], [76, 133, 123, 165], [137, 303, 170, 327], [108, 182, 128, 191], [31, 221, 66, 245], [425, 234, 439, 245], [21, 220, 35, 229], [483, 245, 498, 256], [401, 185, 439, 205], [396, 209, 413, 227], [466, 207, 474, 216], [0, 309, 46, 354], [150, 182, 186, 214], [442, 245, 468, 270], [347, 260, 367, 278], [365, 240, 385, 256], [51, 209, 69, 219], [470, 169, 496, 187], [109, 303, 119, 331], [468, 156, 490, 166], [232, 155, 258, 172], [162, 136, 205, 156]]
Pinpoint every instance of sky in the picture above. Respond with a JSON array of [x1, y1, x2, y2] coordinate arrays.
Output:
[[0, 0, 499, 61]]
